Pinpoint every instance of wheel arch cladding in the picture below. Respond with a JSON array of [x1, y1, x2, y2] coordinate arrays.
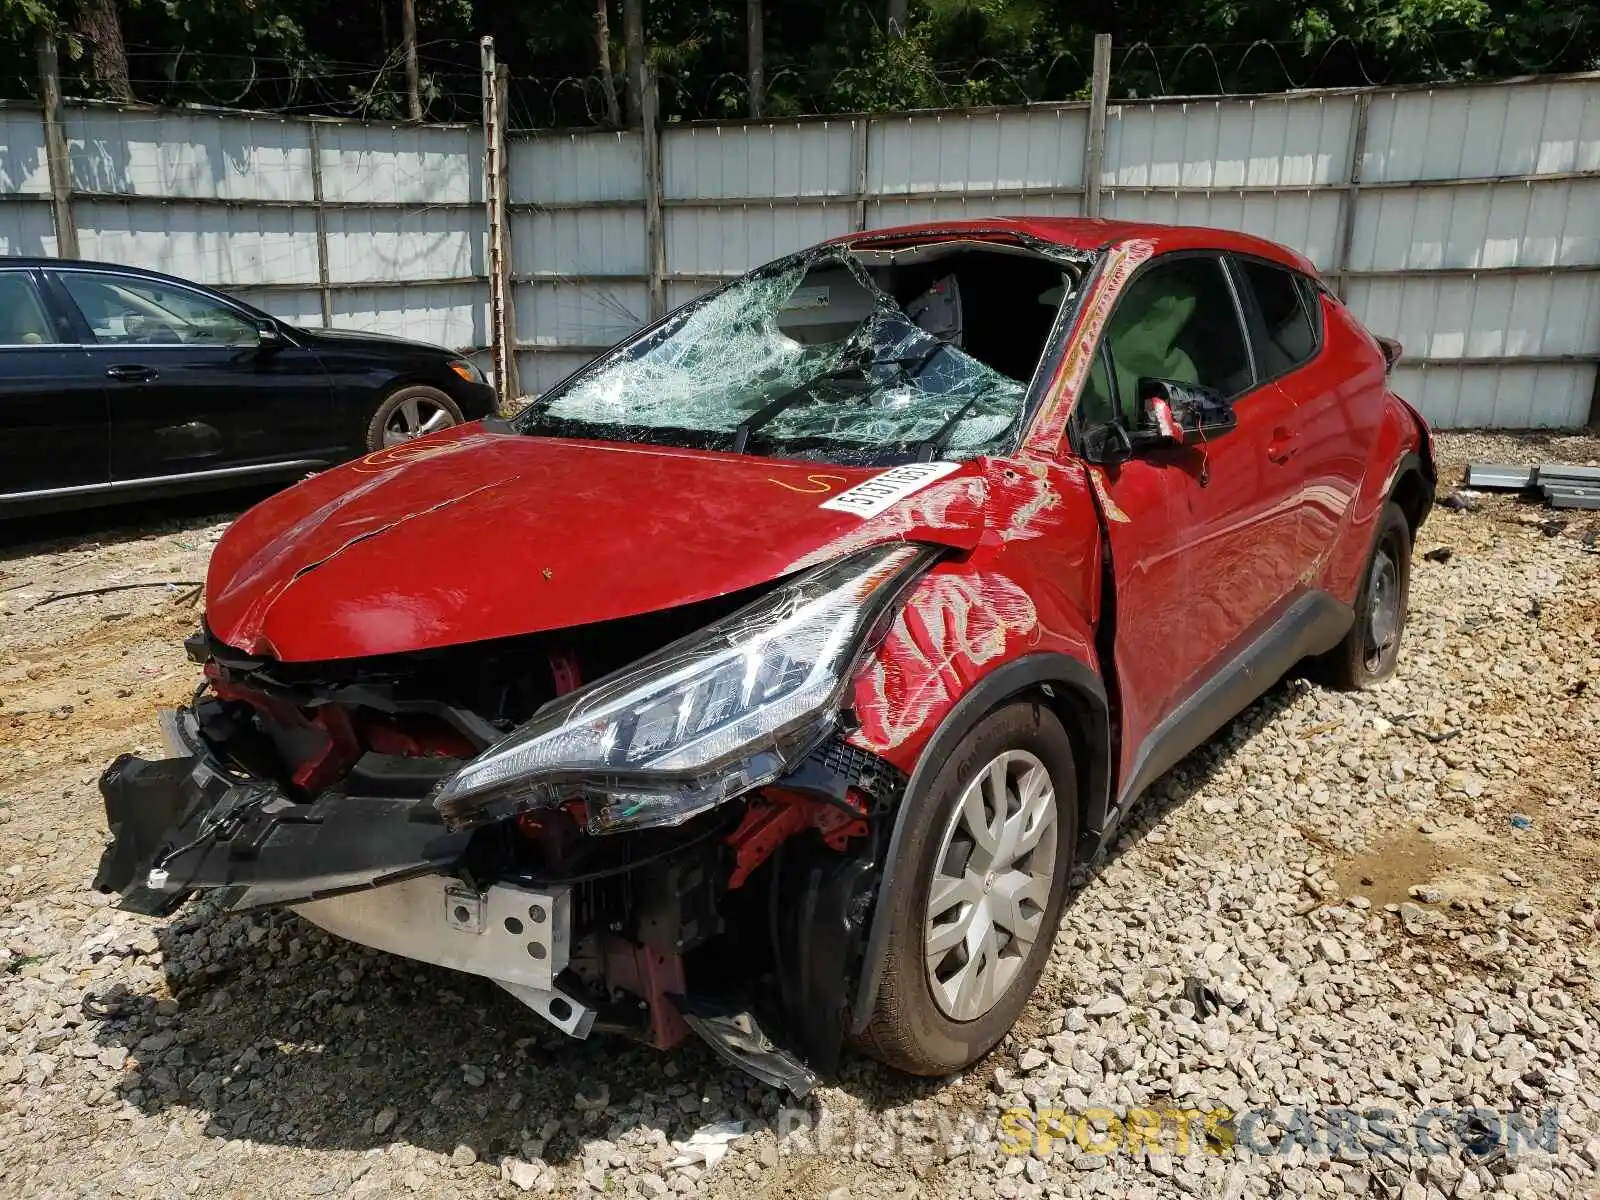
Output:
[[847, 652, 1110, 1036], [1389, 453, 1434, 543]]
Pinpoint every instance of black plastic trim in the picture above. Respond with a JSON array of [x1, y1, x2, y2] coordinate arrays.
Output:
[[846, 651, 1109, 1036], [1110, 589, 1353, 830]]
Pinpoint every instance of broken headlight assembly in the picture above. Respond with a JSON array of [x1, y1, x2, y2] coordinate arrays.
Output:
[[433, 543, 933, 834]]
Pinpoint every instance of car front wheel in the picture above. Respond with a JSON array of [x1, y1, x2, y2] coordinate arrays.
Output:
[[854, 701, 1077, 1076], [364, 385, 466, 452]]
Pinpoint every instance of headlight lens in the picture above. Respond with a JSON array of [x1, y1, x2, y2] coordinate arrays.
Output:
[[448, 358, 486, 384], [434, 543, 932, 833]]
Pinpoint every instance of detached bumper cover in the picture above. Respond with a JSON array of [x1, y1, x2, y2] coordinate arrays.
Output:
[[93, 747, 470, 917]]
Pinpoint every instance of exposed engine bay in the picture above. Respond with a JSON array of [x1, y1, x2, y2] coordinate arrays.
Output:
[[95, 545, 932, 1095]]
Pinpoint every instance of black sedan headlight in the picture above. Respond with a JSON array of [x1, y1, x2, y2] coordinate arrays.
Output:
[[433, 543, 933, 833]]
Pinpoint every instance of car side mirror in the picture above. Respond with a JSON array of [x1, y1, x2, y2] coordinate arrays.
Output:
[[1134, 378, 1237, 449], [256, 321, 284, 352]]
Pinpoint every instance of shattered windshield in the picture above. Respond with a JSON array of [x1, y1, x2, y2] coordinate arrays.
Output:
[[514, 244, 1086, 465]]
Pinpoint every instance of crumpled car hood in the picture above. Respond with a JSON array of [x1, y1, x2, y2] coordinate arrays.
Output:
[[204, 426, 991, 661]]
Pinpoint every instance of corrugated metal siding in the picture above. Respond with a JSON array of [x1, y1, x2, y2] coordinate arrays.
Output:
[[1363, 80, 1600, 182], [666, 121, 856, 199], [4, 76, 1596, 424], [66, 111, 313, 200], [0, 109, 50, 193], [870, 109, 1089, 195], [73, 198, 320, 284], [1104, 96, 1356, 187]]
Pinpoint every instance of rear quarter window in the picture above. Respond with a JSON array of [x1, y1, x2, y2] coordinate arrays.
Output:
[[1237, 258, 1320, 379]]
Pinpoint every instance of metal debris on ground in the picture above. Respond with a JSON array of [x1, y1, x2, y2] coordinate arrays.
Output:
[[1423, 547, 1454, 564], [1462, 462, 1600, 509]]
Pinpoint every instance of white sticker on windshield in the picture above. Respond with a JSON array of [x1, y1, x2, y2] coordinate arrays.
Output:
[[820, 461, 962, 518]]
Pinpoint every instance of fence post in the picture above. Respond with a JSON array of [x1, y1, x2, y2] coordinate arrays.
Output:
[[1332, 92, 1371, 302], [481, 37, 517, 405], [495, 62, 520, 402], [36, 31, 78, 259], [1082, 33, 1111, 219], [307, 122, 334, 328], [850, 116, 869, 232], [642, 61, 666, 321]]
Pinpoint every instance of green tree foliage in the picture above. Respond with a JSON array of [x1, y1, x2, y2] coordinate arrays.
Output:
[[1, 0, 1594, 120]]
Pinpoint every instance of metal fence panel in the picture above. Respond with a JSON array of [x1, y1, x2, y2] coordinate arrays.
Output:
[[315, 122, 478, 205], [66, 110, 313, 200], [1350, 178, 1600, 272], [323, 205, 483, 283], [3, 77, 1595, 426], [1346, 273, 1600, 359], [665, 204, 853, 275], [1363, 79, 1600, 183], [866, 192, 1083, 228], [665, 121, 857, 200], [1103, 189, 1342, 269], [1104, 96, 1356, 187], [0, 108, 50, 194], [510, 130, 642, 204], [330, 282, 488, 350], [72, 198, 320, 285], [1393, 362, 1595, 428], [0, 200, 56, 256]]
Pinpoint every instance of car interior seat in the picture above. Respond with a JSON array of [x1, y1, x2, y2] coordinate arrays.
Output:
[[1107, 283, 1200, 421], [0, 278, 51, 345]]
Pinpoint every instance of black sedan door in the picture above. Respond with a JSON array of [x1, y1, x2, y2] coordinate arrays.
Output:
[[49, 268, 340, 481], [0, 267, 109, 500]]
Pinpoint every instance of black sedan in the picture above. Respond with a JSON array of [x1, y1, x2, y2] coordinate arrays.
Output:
[[1, 259, 499, 516]]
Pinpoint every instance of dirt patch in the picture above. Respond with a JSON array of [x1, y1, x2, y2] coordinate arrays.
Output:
[[1334, 825, 1466, 908]]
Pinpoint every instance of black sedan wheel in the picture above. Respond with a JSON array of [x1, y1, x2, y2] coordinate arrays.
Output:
[[365, 385, 466, 452]]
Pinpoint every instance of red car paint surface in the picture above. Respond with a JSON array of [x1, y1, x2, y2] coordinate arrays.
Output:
[[204, 217, 1429, 803]]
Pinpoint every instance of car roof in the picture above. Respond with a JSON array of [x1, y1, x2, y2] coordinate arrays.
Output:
[[0, 257, 209, 287], [838, 216, 1319, 278]]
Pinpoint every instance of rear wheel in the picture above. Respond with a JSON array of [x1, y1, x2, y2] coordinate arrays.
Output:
[[1314, 501, 1413, 690], [364, 385, 465, 452], [854, 701, 1077, 1076]]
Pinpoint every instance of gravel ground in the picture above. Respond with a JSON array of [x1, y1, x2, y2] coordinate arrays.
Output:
[[2, 431, 1599, 1200]]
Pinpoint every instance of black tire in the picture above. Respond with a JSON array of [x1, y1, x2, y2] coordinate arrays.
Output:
[[363, 385, 466, 453], [854, 701, 1078, 1076], [1313, 501, 1413, 690]]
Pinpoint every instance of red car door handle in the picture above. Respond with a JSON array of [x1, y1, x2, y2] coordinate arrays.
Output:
[[1267, 427, 1298, 465], [106, 364, 158, 383]]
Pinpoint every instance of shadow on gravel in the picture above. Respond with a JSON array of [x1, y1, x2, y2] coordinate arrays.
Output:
[[836, 675, 1308, 1117], [0, 485, 275, 560], [81, 677, 1309, 1165]]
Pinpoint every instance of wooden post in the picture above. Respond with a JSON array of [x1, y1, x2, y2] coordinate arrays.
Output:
[[642, 61, 666, 321], [307, 122, 334, 328], [1332, 92, 1372, 302], [402, 0, 423, 122], [850, 117, 869, 232], [1082, 34, 1112, 220], [495, 62, 520, 402], [623, 0, 645, 127], [746, 0, 764, 119], [36, 32, 78, 259], [481, 37, 517, 405]]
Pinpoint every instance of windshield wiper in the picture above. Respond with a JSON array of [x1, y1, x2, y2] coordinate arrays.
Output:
[[731, 338, 947, 455], [914, 395, 983, 462], [731, 364, 865, 454]]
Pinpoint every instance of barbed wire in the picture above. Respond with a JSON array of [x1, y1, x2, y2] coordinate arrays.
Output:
[[16, 25, 1593, 129]]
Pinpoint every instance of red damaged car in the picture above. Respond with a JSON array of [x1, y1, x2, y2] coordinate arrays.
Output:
[[95, 218, 1434, 1093]]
